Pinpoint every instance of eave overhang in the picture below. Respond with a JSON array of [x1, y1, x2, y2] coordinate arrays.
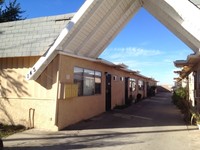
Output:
[[26, 0, 200, 80], [173, 52, 200, 80]]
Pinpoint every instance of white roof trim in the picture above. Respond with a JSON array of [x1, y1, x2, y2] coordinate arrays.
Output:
[[59, 51, 99, 63], [174, 49, 200, 68], [26, 0, 95, 80], [27, 0, 200, 80], [174, 60, 188, 67], [59, 51, 116, 67]]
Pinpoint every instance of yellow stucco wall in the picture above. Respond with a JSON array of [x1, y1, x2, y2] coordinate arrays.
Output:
[[57, 55, 105, 129], [0, 54, 156, 130], [56, 55, 153, 130], [0, 56, 59, 130]]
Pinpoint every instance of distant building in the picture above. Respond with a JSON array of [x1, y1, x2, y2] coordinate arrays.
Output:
[[174, 54, 199, 109]]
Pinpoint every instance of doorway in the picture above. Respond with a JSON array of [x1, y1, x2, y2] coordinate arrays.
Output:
[[125, 77, 129, 105], [106, 73, 112, 111]]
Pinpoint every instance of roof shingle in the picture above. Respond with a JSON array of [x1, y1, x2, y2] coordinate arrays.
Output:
[[0, 13, 74, 58]]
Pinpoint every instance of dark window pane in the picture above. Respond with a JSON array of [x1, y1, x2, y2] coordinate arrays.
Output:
[[95, 77, 101, 94], [74, 67, 83, 96], [74, 68, 102, 96], [83, 76, 95, 96]]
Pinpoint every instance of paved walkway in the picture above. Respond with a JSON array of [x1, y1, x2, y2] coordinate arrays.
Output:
[[3, 92, 200, 150]]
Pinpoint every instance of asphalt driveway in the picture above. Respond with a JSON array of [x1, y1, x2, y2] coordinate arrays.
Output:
[[3, 92, 200, 150]]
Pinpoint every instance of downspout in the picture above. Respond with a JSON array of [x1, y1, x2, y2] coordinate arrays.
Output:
[[29, 108, 35, 129]]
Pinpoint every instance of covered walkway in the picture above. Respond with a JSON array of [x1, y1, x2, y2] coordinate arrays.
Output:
[[3, 92, 200, 150], [27, 0, 200, 80]]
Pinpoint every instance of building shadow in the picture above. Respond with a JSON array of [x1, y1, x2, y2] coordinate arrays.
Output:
[[0, 68, 30, 125], [64, 92, 184, 130], [3, 127, 196, 150], [3, 92, 197, 149]]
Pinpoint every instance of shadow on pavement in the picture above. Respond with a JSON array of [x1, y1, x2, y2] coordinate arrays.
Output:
[[4, 127, 196, 150], [4, 92, 197, 150], [64, 92, 185, 130]]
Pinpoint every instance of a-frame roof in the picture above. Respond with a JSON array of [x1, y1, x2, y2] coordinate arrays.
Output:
[[15, 0, 200, 80], [189, 0, 200, 8], [58, 0, 200, 57]]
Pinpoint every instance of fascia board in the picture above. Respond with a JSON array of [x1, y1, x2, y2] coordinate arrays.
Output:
[[174, 60, 188, 67], [26, 0, 95, 80]]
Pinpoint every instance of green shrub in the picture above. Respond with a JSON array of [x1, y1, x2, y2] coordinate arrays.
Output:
[[172, 87, 190, 122], [0, 123, 25, 138], [172, 87, 186, 105]]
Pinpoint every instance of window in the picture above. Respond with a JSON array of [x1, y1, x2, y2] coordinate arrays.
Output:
[[138, 80, 144, 90], [74, 67, 102, 96], [113, 75, 117, 81], [95, 71, 102, 94], [130, 78, 136, 91], [74, 67, 83, 96], [83, 69, 95, 96]]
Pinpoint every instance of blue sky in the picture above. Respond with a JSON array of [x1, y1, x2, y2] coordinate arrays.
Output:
[[14, 0, 192, 85]]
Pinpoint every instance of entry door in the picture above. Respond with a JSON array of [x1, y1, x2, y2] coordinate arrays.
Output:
[[125, 77, 129, 105], [106, 74, 112, 111]]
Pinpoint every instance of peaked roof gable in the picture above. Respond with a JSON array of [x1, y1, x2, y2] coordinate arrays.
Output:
[[11, 0, 200, 80], [190, 0, 200, 8]]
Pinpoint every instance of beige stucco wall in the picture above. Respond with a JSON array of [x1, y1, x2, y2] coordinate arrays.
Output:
[[111, 75, 125, 106], [0, 54, 156, 130], [183, 64, 200, 110], [57, 55, 105, 129], [188, 72, 195, 106], [0, 56, 59, 130], [56, 55, 153, 130], [56, 55, 128, 129]]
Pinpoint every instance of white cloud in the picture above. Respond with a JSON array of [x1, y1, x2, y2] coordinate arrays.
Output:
[[139, 41, 151, 46], [103, 47, 162, 58], [100, 47, 166, 70], [125, 47, 162, 56], [100, 46, 179, 85]]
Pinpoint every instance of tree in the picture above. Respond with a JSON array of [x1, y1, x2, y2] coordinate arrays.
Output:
[[0, 0, 25, 23]]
